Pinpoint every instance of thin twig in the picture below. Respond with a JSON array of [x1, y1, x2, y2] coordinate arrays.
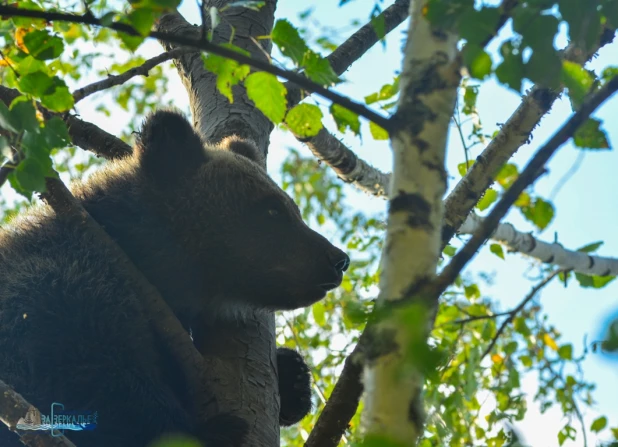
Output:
[[479, 269, 565, 362], [72, 48, 190, 102], [0, 5, 391, 131]]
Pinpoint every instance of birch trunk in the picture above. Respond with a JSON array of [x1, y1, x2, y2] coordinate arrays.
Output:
[[361, 1, 460, 444]]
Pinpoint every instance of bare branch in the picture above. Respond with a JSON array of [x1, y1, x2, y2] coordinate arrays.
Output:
[[441, 27, 616, 247], [434, 75, 618, 297], [302, 128, 390, 197], [304, 335, 366, 447], [480, 269, 564, 362], [459, 213, 618, 276], [0, 5, 391, 131], [0, 378, 77, 447], [0, 86, 132, 160], [72, 48, 190, 103]]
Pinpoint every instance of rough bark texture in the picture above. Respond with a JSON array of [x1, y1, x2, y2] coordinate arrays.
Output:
[[156, 2, 276, 154], [361, 0, 460, 444], [156, 2, 280, 446]]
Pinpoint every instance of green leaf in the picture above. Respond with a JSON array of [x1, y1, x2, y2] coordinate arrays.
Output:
[[490, 243, 504, 260], [521, 197, 554, 230], [330, 104, 360, 135], [204, 52, 251, 103], [513, 9, 559, 52], [559, 0, 603, 53], [573, 118, 610, 150], [272, 19, 308, 65], [16, 56, 47, 75], [18, 71, 56, 97], [526, 48, 562, 89], [458, 6, 500, 45], [285, 103, 323, 138], [302, 51, 340, 86], [128, 8, 156, 36], [312, 302, 326, 326], [457, 160, 474, 177], [148, 434, 202, 447], [443, 245, 456, 257], [369, 121, 389, 140], [118, 32, 146, 52], [0, 136, 9, 160], [495, 163, 519, 188], [558, 344, 573, 360], [245, 72, 287, 124], [462, 85, 478, 114], [496, 41, 525, 91], [14, 158, 47, 193], [464, 284, 480, 300], [23, 30, 64, 60], [477, 189, 498, 211], [43, 117, 71, 149], [591, 416, 608, 433], [0, 101, 19, 133], [462, 44, 492, 80], [561, 61, 596, 109], [577, 241, 603, 253], [575, 273, 616, 289], [40, 83, 74, 112], [10, 100, 39, 133]]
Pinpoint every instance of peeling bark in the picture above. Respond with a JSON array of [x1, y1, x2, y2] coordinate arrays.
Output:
[[459, 213, 618, 276]]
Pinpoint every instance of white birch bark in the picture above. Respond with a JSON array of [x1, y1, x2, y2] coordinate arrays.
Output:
[[361, 0, 460, 443], [459, 213, 618, 276]]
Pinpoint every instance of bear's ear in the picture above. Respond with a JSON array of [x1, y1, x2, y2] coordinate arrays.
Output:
[[218, 135, 264, 165], [135, 110, 208, 182]]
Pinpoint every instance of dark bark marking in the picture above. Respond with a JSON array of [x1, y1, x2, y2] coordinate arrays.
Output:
[[389, 191, 432, 230]]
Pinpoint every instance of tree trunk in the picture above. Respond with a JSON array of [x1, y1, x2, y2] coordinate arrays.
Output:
[[156, 2, 280, 445]]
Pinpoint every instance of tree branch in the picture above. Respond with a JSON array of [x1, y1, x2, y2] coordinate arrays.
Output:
[[0, 86, 132, 160], [302, 128, 390, 198], [0, 5, 391, 131], [0, 378, 77, 447], [441, 27, 616, 247], [433, 75, 618, 297], [459, 213, 618, 276], [304, 334, 366, 447], [72, 48, 190, 103], [480, 268, 564, 362]]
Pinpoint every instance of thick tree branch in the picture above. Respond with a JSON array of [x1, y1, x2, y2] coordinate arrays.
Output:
[[0, 5, 390, 131], [0, 379, 77, 447], [459, 213, 618, 276], [480, 269, 564, 362], [433, 75, 618, 297], [0, 86, 132, 160], [441, 27, 616, 247], [72, 48, 190, 103]]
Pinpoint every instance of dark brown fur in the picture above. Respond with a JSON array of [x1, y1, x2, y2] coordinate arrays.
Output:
[[0, 110, 348, 447]]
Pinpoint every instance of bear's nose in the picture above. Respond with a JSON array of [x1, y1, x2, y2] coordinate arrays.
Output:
[[331, 250, 350, 274]]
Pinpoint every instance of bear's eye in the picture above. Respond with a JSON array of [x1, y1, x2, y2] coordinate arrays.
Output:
[[267, 208, 281, 218]]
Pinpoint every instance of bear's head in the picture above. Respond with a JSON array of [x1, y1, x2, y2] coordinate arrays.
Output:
[[134, 110, 349, 312]]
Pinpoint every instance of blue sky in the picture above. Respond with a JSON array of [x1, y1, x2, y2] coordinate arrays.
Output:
[[37, 0, 618, 445]]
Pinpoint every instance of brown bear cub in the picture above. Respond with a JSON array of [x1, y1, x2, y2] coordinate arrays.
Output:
[[0, 110, 349, 447]]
